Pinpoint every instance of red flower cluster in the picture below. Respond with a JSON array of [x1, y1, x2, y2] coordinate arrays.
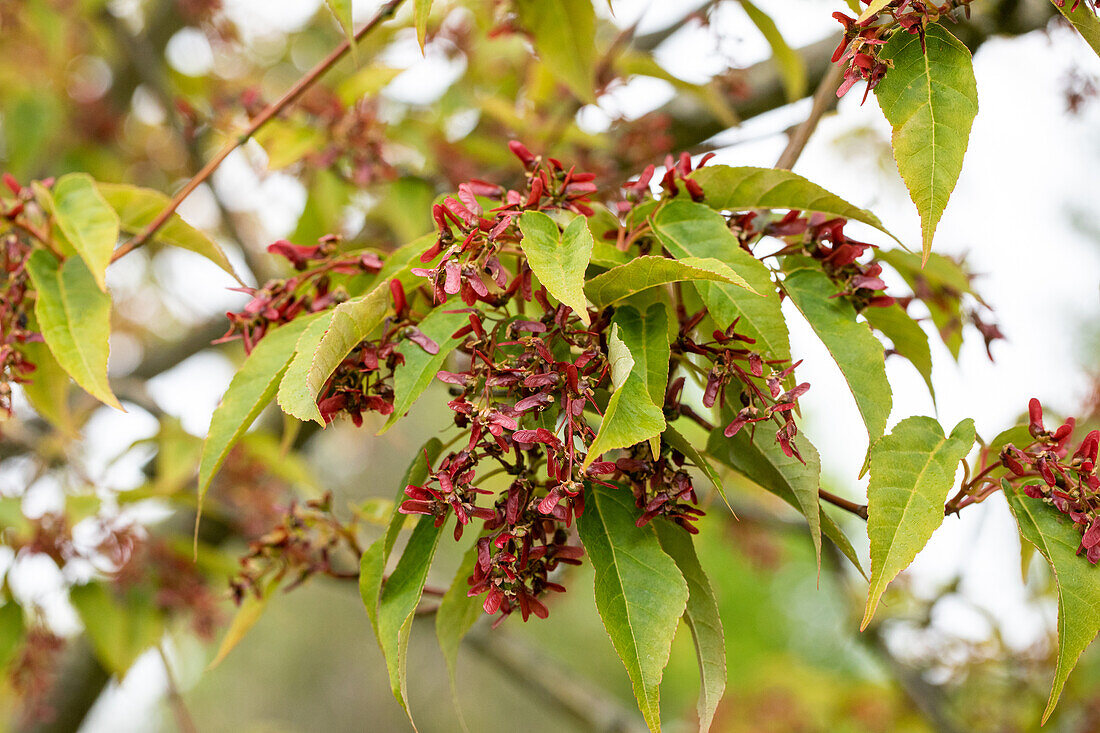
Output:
[[0, 175, 42, 418], [216, 235, 382, 352], [831, 1, 977, 101], [1001, 399, 1100, 563]]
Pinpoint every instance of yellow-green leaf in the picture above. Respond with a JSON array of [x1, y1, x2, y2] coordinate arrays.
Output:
[[688, 166, 896, 242], [653, 521, 726, 732], [415, 0, 432, 50], [198, 315, 323, 513], [1005, 483, 1100, 723], [585, 306, 669, 468], [50, 173, 119, 291], [783, 266, 891, 447], [577, 484, 688, 732], [740, 0, 806, 101], [208, 579, 278, 670], [518, 211, 593, 325], [98, 183, 237, 279], [435, 539, 483, 726], [514, 0, 598, 101], [874, 24, 978, 262], [651, 200, 788, 362], [862, 416, 975, 630], [26, 250, 122, 411], [585, 255, 756, 309], [324, 0, 355, 47]]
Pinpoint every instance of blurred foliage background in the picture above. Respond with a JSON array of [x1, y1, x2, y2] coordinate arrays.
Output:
[[0, 0, 1098, 731]]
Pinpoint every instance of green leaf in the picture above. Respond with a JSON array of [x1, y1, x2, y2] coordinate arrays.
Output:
[[651, 200, 788, 362], [26, 251, 122, 411], [0, 602, 25, 671], [653, 521, 726, 733], [50, 173, 119, 291], [98, 183, 237, 279], [514, 0, 597, 101], [577, 484, 689, 732], [584, 307, 669, 468], [862, 416, 975, 629], [664, 424, 729, 513], [70, 583, 163, 677], [585, 255, 756, 309], [198, 315, 322, 513], [415, 0, 432, 50], [783, 266, 891, 447], [613, 52, 739, 128], [208, 579, 278, 669], [376, 515, 445, 725], [1051, 0, 1100, 57], [253, 120, 325, 170], [20, 327, 77, 437], [740, 0, 806, 101], [380, 307, 469, 433], [324, 0, 355, 48], [517, 211, 593, 325], [1005, 483, 1100, 723], [874, 24, 978, 262], [361, 439, 443, 635], [865, 303, 935, 402], [277, 282, 390, 424], [706, 423, 823, 570], [688, 166, 896, 242], [435, 540, 484, 726]]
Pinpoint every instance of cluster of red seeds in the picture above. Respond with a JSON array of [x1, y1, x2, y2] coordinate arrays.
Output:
[[831, 0, 977, 101], [0, 175, 42, 418], [1001, 399, 1100, 563]]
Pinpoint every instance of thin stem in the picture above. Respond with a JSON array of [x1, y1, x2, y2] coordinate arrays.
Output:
[[157, 644, 198, 733], [819, 488, 868, 520], [775, 60, 845, 170], [109, 0, 405, 264]]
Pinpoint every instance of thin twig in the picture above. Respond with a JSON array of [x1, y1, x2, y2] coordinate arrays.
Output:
[[819, 488, 868, 520], [157, 644, 198, 733], [775, 60, 845, 170], [109, 0, 405, 264]]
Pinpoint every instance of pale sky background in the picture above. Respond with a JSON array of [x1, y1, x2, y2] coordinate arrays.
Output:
[[9, 0, 1098, 727]]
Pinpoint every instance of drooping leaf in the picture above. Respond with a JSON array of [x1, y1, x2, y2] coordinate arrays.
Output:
[[435, 539, 484, 726], [740, 0, 806, 101], [862, 417, 975, 630], [276, 283, 390, 424], [585, 255, 756, 309], [50, 173, 119, 291], [98, 183, 237, 279], [577, 484, 689, 732], [706, 423, 823, 570], [70, 583, 163, 677], [663, 424, 730, 513], [380, 307, 469, 433], [653, 521, 726, 733], [514, 0, 597, 101], [783, 266, 891, 447], [651, 200, 788, 362], [26, 251, 122, 411], [518, 211, 593, 325], [865, 303, 935, 402], [1051, 0, 1100, 56], [874, 24, 978, 262], [208, 579, 278, 669], [688, 166, 896, 241], [1005, 483, 1100, 723], [376, 515, 445, 724], [415, 0, 432, 50], [198, 315, 322, 512], [361, 439, 444, 634], [584, 307, 669, 468]]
